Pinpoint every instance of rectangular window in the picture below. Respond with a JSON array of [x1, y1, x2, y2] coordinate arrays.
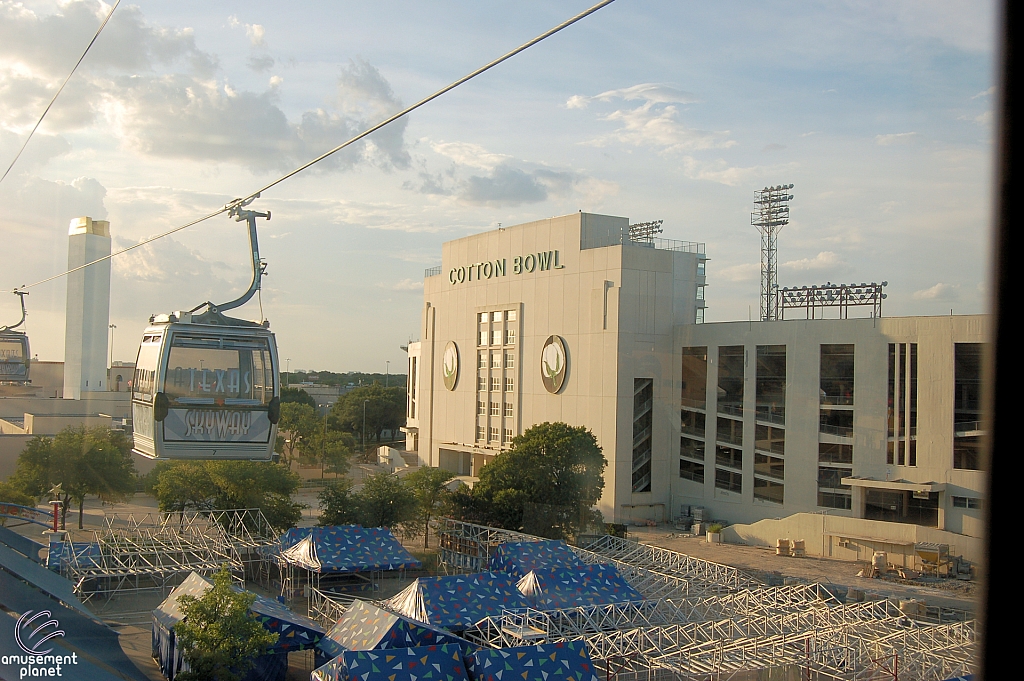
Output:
[[820, 344, 854, 405], [490, 376, 500, 392], [755, 424, 785, 455], [632, 378, 654, 493], [506, 310, 517, 322], [716, 416, 743, 446], [490, 402, 499, 416], [717, 346, 744, 416], [479, 312, 488, 323], [477, 400, 485, 416], [505, 353, 515, 369], [715, 444, 742, 469], [476, 426, 485, 441], [952, 496, 982, 509], [504, 402, 513, 417], [479, 331, 487, 347], [715, 467, 742, 493], [819, 442, 853, 464], [491, 353, 501, 369], [477, 377, 486, 391], [680, 436, 704, 461], [888, 342, 920, 466], [492, 329, 502, 345], [681, 409, 706, 437], [818, 491, 852, 510], [505, 377, 514, 392], [681, 347, 708, 409], [753, 478, 784, 504], [504, 427, 513, 443], [755, 345, 786, 424], [489, 426, 499, 442], [754, 453, 784, 480], [820, 408, 853, 438], [954, 343, 984, 470], [162, 334, 275, 405], [680, 459, 705, 483], [478, 352, 487, 369], [818, 466, 852, 490], [506, 328, 516, 345], [492, 311, 503, 322]]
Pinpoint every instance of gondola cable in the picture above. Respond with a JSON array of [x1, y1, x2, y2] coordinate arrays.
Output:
[[9, 0, 617, 294], [0, 0, 121, 187]]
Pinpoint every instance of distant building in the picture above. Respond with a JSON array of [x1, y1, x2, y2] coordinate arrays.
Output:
[[64, 217, 111, 400]]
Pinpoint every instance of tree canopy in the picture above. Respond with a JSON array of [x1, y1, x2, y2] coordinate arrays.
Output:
[[317, 473, 417, 530], [9, 426, 136, 529], [450, 422, 606, 539], [402, 467, 455, 548], [280, 387, 317, 408], [330, 383, 405, 446], [174, 566, 277, 681]]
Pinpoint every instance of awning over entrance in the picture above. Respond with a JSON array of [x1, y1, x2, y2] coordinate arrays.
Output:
[[840, 476, 946, 493]]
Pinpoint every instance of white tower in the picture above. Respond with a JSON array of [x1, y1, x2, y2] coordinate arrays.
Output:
[[64, 216, 111, 400]]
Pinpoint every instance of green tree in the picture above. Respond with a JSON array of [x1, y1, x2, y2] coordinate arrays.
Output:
[[174, 566, 278, 681], [451, 422, 606, 540], [10, 426, 136, 529], [330, 384, 406, 445], [153, 461, 302, 530], [317, 480, 361, 526], [280, 387, 317, 408], [317, 473, 417, 529], [308, 430, 355, 478], [402, 467, 455, 548], [273, 402, 320, 466]]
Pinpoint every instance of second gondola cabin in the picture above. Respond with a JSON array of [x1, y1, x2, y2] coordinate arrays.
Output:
[[131, 311, 280, 460]]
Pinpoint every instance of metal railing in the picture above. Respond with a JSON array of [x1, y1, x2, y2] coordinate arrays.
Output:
[[819, 424, 853, 438], [424, 265, 442, 277]]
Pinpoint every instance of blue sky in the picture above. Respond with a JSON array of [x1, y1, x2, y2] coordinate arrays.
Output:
[[0, 0, 998, 371]]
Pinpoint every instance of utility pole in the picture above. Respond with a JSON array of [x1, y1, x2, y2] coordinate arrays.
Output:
[[386, 360, 390, 387], [286, 358, 291, 388], [362, 399, 369, 455], [320, 404, 328, 479], [108, 324, 116, 369]]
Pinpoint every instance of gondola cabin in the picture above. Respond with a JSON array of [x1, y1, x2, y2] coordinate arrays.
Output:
[[0, 330, 30, 383], [131, 311, 280, 460]]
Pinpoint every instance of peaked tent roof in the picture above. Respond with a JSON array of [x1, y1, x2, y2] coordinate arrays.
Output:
[[318, 600, 471, 660], [385, 572, 530, 631], [488, 541, 585, 579], [312, 643, 469, 681], [516, 564, 644, 610], [466, 641, 601, 681], [278, 526, 421, 573], [153, 572, 324, 653]]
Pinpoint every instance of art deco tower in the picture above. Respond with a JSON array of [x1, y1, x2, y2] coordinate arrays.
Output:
[[64, 216, 111, 399]]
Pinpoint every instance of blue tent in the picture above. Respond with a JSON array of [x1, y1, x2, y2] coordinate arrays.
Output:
[[516, 564, 643, 610], [316, 600, 472, 667], [385, 572, 530, 631], [466, 641, 600, 681], [47, 539, 102, 572], [277, 526, 421, 573], [312, 643, 470, 681], [152, 572, 324, 681], [488, 541, 584, 579]]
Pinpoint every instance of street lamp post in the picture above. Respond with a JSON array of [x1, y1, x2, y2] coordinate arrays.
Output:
[[286, 358, 291, 388], [362, 399, 369, 455], [320, 404, 328, 479], [108, 324, 116, 369], [386, 361, 390, 387]]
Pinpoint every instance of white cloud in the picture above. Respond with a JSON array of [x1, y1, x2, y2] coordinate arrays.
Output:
[[971, 86, 996, 99], [386, 278, 423, 292], [566, 83, 698, 109], [912, 282, 960, 300], [681, 157, 798, 187], [587, 102, 735, 153], [974, 110, 993, 126], [430, 141, 510, 172], [875, 132, 918, 146], [716, 262, 760, 282], [781, 251, 845, 271]]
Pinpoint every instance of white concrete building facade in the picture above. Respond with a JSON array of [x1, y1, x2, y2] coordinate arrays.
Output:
[[405, 212, 987, 532], [63, 216, 111, 400]]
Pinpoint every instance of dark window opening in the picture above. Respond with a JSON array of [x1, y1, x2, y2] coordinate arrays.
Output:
[[820, 344, 854, 405], [681, 347, 708, 409], [864, 489, 939, 527], [717, 346, 744, 416], [681, 409, 706, 437], [680, 459, 704, 483], [756, 345, 786, 424], [715, 444, 742, 470], [755, 424, 785, 455], [715, 467, 742, 493], [753, 477, 784, 504], [717, 416, 743, 446]]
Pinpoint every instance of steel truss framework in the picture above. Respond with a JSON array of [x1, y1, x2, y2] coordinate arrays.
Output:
[[51, 509, 279, 602], [438, 520, 975, 680]]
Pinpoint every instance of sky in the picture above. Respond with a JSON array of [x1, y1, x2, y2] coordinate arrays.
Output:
[[0, 0, 999, 372]]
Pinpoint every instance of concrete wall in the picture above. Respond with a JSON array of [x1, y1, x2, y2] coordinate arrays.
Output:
[[722, 512, 984, 566]]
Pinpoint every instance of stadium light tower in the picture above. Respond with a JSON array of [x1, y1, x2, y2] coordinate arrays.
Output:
[[752, 184, 794, 321]]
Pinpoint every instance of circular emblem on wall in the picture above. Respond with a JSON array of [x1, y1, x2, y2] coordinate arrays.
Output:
[[442, 341, 459, 391], [540, 335, 568, 394]]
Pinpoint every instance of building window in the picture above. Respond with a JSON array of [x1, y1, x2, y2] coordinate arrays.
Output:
[[952, 496, 982, 509], [820, 344, 854, 405], [492, 311, 503, 322], [680, 459, 705, 483], [490, 401, 499, 416], [756, 345, 786, 424], [505, 377, 514, 392], [680, 436, 704, 461], [632, 378, 654, 493], [715, 444, 742, 470], [681, 347, 708, 409], [755, 424, 785, 455], [818, 492, 852, 510], [820, 408, 853, 438], [504, 402, 513, 417], [477, 377, 486, 391], [681, 410, 705, 437], [715, 468, 742, 493], [479, 312, 488, 323], [506, 310, 517, 321], [491, 329, 502, 345], [478, 352, 487, 369], [490, 376, 500, 392], [888, 343, 919, 466], [506, 328, 516, 345], [479, 331, 487, 346], [717, 346, 744, 416], [865, 489, 939, 527], [818, 442, 852, 464], [753, 478, 784, 504], [476, 426, 485, 441], [477, 400, 485, 416], [754, 453, 784, 480], [505, 353, 515, 369], [954, 343, 984, 470], [489, 426, 499, 442], [716, 416, 743, 446], [817, 466, 852, 509], [504, 427, 513, 443]]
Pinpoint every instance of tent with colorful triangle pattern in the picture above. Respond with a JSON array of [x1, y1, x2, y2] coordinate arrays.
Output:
[[465, 641, 601, 681], [152, 572, 324, 681], [315, 600, 473, 667], [277, 526, 421, 573], [385, 572, 530, 632], [311, 643, 470, 681], [487, 541, 584, 579], [515, 564, 643, 610]]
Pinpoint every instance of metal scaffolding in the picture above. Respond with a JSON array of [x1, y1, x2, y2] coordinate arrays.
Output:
[[752, 184, 793, 321], [50, 508, 279, 602]]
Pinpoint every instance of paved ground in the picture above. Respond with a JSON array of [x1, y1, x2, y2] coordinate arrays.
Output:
[[627, 525, 979, 612]]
